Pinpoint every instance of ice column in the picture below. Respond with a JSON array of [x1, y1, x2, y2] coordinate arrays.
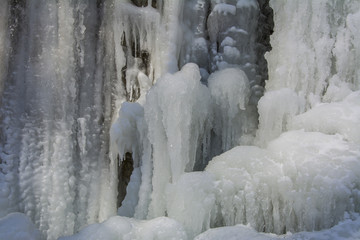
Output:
[[144, 64, 212, 218]]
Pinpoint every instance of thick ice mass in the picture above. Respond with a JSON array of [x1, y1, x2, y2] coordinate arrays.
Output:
[[1, 0, 360, 239], [143, 63, 212, 218], [208, 68, 251, 151]]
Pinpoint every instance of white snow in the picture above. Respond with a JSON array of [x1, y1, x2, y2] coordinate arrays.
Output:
[[195, 214, 360, 240], [161, 130, 360, 235], [166, 172, 216, 239], [0, 213, 42, 240], [289, 91, 360, 144], [59, 216, 187, 240]]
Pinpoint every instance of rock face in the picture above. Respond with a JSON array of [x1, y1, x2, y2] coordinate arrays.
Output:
[[131, 0, 157, 8], [117, 152, 134, 208], [256, 0, 274, 87]]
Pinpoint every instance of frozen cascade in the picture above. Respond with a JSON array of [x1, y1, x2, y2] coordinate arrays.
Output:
[[1, 1, 360, 240], [0, 1, 123, 239]]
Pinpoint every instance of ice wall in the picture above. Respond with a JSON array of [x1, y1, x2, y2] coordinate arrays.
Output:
[[118, 0, 360, 237], [1, 0, 359, 239], [0, 1, 121, 239], [266, 0, 360, 99], [257, 0, 360, 146]]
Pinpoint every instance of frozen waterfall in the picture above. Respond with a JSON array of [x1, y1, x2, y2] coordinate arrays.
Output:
[[0, 0, 360, 240]]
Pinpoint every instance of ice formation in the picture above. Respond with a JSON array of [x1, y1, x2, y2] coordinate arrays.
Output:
[[208, 68, 251, 152], [143, 63, 212, 218], [0, 0, 360, 240]]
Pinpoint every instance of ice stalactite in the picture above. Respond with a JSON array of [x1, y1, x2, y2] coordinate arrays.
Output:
[[111, 0, 274, 224], [110, 0, 360, 238], [144, 63, 212, 218], [178, 0, 273, 158]]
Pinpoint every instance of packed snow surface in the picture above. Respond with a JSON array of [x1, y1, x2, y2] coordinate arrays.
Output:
[[59, 216, 187, 240], [0, 213, 42, 240]]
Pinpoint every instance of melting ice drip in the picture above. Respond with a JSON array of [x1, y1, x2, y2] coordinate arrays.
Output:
[[0, 0, 360, 240]]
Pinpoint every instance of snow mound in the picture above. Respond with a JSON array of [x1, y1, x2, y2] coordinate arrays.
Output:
[[289, 91, 360, 143], [0, 212, 42, 240], [206, 130, 360, 234], [59, 216, 187, 240], [195, 214, 360, 240], [165, 130, 360, 235], [166, 172, 216, 239]]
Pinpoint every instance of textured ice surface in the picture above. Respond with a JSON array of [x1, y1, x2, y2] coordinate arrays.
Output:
[[208, 68, 250, 151], [144, 63, 212, 218], [1, 0, 360, 239], [289, 91, 360, 144], [166, 172, 216, 239], [256, 88, 305, 146], [162, 130, 360, 235], [110, 102, 144, 165], [266, 0, 360, 105]]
